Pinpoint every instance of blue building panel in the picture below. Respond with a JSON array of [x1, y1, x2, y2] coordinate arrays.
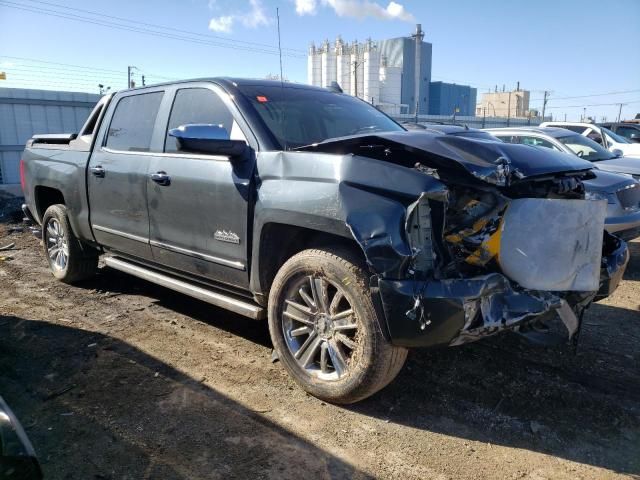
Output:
[[428, 82, 477, 116]]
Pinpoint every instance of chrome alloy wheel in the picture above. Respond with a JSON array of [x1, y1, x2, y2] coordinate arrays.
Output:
[[45, 218, 69, 271], [282, 275, 360, 381]]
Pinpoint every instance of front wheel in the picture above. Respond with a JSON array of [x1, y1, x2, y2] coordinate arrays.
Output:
[[42, 204, 98, 283], [268, 247, 407, 404]]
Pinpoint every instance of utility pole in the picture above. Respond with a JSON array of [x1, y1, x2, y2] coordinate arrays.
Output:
[[411, 24, 424, 122], [616, 103, 625, 123], [541, 90, 549, 121], [127, 66, 138, 89]]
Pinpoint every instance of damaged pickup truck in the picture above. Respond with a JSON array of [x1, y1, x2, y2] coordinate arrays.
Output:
[[20, 79, 629, 404]]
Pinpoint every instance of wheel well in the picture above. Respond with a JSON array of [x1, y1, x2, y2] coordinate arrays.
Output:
[[258, 223, 367, 294], [35, 186, 65, 219]]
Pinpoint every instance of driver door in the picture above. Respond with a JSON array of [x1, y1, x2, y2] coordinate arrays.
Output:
[[146, 84, 256, 289]]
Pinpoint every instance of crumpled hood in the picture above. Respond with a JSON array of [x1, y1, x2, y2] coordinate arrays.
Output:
[[594, 157, 640, 176], [296, 131, 594, 186]]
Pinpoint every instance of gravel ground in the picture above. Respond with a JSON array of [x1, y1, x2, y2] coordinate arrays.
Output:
[[0, 219, 638, 480]]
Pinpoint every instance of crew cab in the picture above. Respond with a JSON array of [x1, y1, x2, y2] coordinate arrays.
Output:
[[20, 79, 629, 403]]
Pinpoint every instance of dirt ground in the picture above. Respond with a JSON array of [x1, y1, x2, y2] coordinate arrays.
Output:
[[0, 218, 638, 480]]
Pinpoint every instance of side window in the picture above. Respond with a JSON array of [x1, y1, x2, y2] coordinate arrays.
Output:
[[520, 136, 559, 150], [494, 135, 518, 144], [617, 126, 637, 139], [165, 88, 239, 153], [106, 92, 163, 152], [562, 125, 588, 134]]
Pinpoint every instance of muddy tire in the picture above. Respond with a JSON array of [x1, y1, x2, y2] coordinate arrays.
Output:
[[42, 204, 98, 283], [268, 247, 407, 404]]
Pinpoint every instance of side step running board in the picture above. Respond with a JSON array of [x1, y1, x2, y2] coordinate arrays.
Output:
[[104, 256, 265, 320]]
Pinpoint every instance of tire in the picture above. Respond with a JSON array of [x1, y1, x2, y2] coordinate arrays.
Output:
[[42, 204, 98, 283], [268, 247, 408, 404]]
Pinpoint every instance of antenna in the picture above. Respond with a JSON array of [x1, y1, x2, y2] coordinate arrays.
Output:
[[276, 8, 287, 151]]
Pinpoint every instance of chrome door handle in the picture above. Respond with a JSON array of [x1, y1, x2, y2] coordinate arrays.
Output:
[[150, 171, 171, 186], [90, 165, 105, 177]]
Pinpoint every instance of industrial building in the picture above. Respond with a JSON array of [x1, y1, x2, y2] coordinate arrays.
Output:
[[476, 86, 531, 118], [428, 82, 477, 116], [0, 87, 100, 196], [307, 25, 433, 115]]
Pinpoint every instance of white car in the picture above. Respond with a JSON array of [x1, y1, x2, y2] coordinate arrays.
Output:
[[540, 121, 640, 159]]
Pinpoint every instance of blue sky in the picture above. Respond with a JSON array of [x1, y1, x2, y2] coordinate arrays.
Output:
[[0, 0, 639, 121]]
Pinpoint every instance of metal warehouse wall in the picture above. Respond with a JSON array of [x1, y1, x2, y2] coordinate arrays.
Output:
[[0, 87, 100, 187], [428, 82, 477, 116]]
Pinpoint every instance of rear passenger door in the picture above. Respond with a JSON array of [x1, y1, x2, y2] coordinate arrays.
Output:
[[88, 89, 165, 260], [146, 84, 256, 289]]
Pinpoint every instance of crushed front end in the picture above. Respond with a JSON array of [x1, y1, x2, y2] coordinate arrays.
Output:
[[301, 131, 630, 348], [375, 143, 629, 348]]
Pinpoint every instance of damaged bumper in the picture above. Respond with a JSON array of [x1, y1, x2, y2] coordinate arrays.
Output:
[[376, 240, 629, 348]]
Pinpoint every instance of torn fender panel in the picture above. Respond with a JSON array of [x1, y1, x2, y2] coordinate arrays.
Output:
[[295, 131, 594, 186], [340, 181, 448, 278], [378, 273, 562, 348]]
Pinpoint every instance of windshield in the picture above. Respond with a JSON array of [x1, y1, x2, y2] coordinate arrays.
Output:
[[602, 127, 631, 144], [556, 133, 616, 161], [238, 85, 404, 149]]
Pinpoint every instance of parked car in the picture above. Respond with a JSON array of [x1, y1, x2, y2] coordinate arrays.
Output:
[[485, 127, 640, 179], [540, 121, 640, 158], [599, 122, 640, 143], [485, 127, 640, 240], [20, 79, 628, 403]]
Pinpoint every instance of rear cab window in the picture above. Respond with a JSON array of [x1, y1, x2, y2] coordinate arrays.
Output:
[[106, 92, 164, 152]]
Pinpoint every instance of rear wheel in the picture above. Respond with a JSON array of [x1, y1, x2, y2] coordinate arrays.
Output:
[[268, 247, 407, 404], [42, 204, 98, 283]]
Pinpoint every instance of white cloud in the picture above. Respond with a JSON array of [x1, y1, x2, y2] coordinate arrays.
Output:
[[298, 0, 414, 22], [295, 0, 317, 15], [208, 0, 271, 34], [239, 0, 270, 28], [209, 15, 233, 32]]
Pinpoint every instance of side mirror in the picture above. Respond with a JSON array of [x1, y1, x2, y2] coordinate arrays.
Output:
[[169, 124, 248, 157], [611, 148, 624, 158], [629, 132, 640, 143]]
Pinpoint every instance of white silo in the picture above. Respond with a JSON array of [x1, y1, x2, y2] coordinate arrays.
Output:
[[308, 42, 322, 87], [320, 39, 337, 88], [363, 38, 380, 105], [335, 36, 351, 93], [379, 54, 402, 109]]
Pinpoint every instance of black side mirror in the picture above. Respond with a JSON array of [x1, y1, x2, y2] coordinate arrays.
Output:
[[169, 124, 248, 157], [629, 132, 640, 143]]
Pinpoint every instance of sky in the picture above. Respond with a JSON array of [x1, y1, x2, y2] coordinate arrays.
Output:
[[0, 0, 639, 121]]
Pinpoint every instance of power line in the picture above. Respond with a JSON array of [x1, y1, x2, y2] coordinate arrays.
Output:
[[21, 0, 305, 54], [0, 55, 125, 75], [545, 100, 640, 109], [530, 89, 640, 102], [0, 1, 306, 59]]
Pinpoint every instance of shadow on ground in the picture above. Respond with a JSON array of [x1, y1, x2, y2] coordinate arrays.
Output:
[[0, 316, 370, 479], [66, 262, 640, 476]]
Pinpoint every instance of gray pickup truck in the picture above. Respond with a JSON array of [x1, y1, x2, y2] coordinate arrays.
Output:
[[21, 79, 629, 403]]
